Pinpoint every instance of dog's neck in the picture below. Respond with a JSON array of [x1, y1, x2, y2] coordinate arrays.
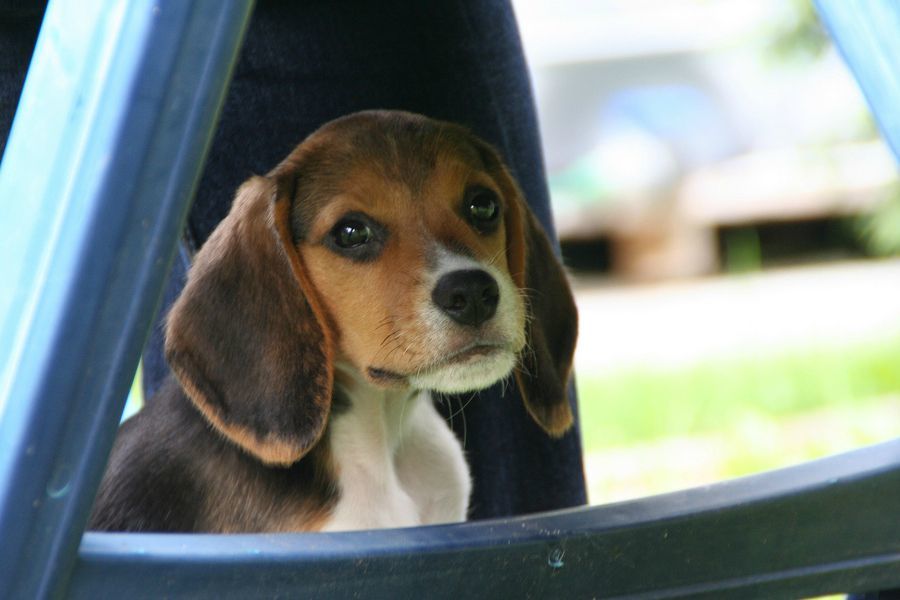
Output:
[[331, 359, 420, 450], [323, 358, 468, 531]]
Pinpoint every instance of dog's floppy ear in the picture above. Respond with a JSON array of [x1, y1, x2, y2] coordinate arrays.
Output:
[[165, 175, 333, 466], [474, 141, 577, 436]]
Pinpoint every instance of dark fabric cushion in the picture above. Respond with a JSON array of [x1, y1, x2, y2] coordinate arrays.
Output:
[[0, 2, 45, 159]]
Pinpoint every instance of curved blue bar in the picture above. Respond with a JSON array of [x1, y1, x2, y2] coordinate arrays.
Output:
[[71, 440, 900, 598], [816, 0, 900, 162]]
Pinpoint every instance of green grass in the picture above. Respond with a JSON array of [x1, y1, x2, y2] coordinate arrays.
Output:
[[122, 362, 143, 422], [576, 336, 900, 454]]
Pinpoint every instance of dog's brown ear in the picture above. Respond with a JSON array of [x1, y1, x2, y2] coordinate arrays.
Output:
[[165, 175, 333, 466], [475, 142, 577, 436]]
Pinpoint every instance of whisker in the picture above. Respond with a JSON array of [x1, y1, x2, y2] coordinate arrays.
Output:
[[486, 247, 505, 267], [379, 329, 402, 348], [382, 339, 407, 362], [446, 392, 477, 422], [375, 320, 395, 332], [460, 395, 469, 448], [443, 393, 454, 432]]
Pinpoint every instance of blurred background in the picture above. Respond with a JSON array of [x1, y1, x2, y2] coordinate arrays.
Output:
[[512, 0, 900, 504]]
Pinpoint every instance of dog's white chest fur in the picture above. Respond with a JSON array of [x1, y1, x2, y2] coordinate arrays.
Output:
[[322, 367, 471, 531]]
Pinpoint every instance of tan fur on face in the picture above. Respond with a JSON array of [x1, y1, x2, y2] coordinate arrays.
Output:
[[297, 153, 518, 384]]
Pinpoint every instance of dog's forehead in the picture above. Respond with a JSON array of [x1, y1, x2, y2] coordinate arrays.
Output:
[[286, 113, 489, 238], [317, 113, 482, 186]]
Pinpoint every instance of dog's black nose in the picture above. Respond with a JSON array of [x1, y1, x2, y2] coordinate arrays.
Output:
[[432, 269, 500, 327]]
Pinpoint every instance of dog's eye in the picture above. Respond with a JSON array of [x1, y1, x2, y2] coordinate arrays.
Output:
[[465, 187, 501, 232], [324, 212, 385, 262], [332, 220, 372, 248]]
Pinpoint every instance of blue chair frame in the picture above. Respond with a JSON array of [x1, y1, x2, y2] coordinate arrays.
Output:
[[0, 1, 897, 598]]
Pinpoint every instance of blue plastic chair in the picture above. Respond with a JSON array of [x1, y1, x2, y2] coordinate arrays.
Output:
[[0, 0, 898, 597]]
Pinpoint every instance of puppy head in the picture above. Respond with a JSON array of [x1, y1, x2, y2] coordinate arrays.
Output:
[[283, 111, 578, 435], [166, 111, 577, 466]]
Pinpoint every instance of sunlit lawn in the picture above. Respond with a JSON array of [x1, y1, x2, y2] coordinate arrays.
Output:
[[577, 336, 900, 503]]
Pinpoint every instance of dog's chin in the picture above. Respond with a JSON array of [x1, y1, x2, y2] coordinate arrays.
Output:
[[407, 348, 517, 394]]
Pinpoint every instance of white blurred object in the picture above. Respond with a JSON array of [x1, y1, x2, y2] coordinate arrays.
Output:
[[571, 259, 900, 374]]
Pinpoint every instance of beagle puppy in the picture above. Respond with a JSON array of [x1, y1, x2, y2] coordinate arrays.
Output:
[[89, 110, 577, 533]]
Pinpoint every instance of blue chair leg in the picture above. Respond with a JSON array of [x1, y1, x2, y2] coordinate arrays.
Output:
[[0, 1, 252, 597]]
